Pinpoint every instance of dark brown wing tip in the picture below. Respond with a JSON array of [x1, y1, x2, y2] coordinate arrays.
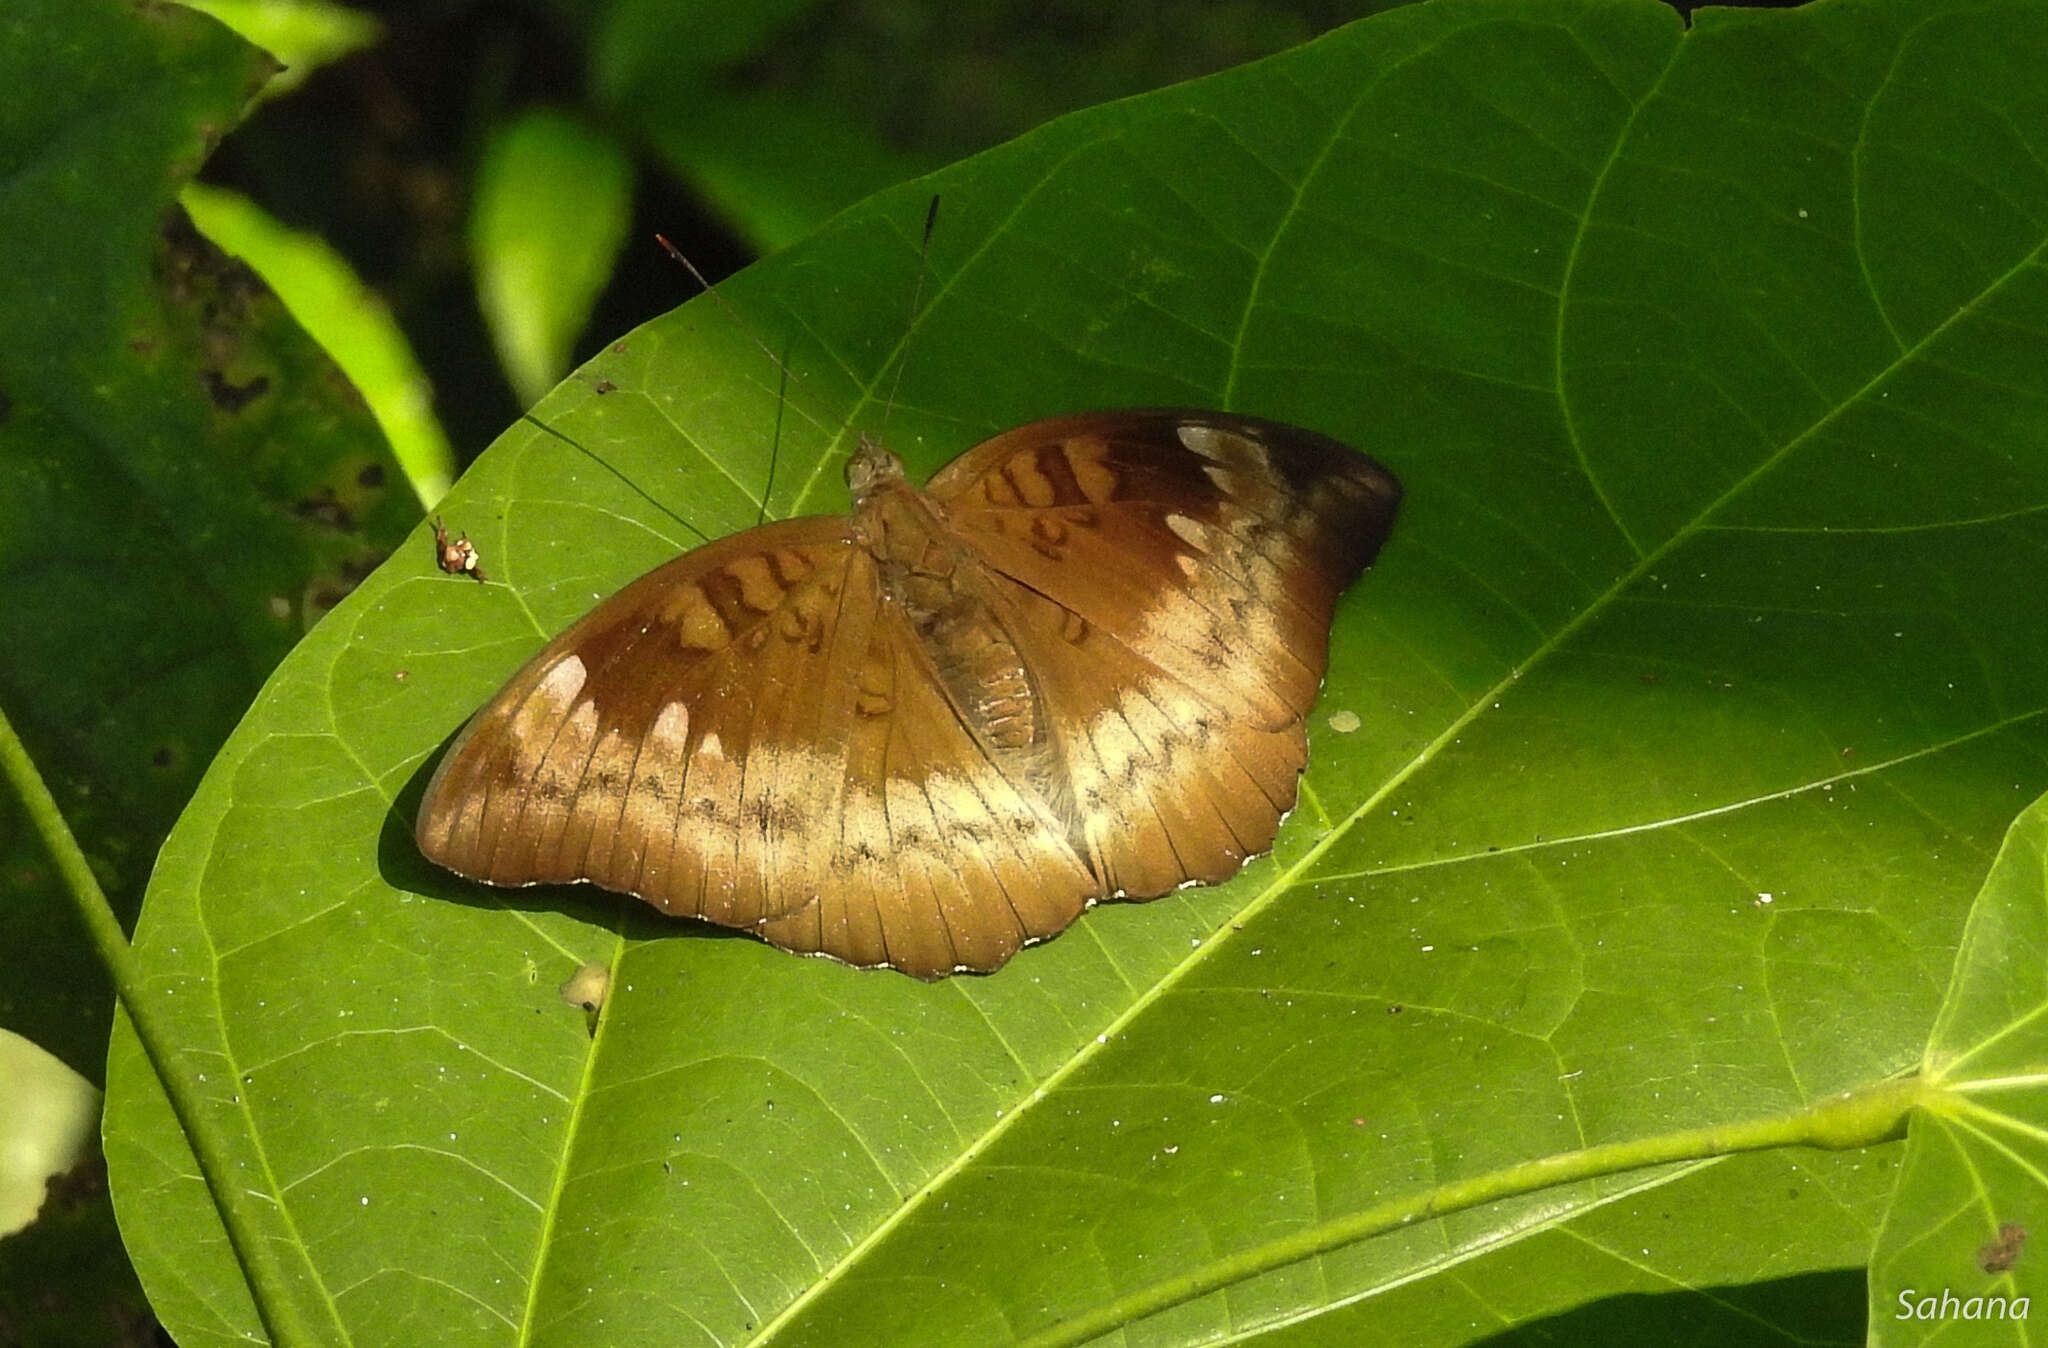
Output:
[[1175, 408, 1402, 575], [1112, 406, 1400, 506]]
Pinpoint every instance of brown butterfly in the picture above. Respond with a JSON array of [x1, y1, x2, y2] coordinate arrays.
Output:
[[415, 409, 1399, 977]]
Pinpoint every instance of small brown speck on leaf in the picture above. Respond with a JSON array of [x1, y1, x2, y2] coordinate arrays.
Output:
[[1979, 1222, 2027, 1274]]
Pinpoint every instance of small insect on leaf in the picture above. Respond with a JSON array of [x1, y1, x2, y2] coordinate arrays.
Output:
[[431, 516, 486, 582]]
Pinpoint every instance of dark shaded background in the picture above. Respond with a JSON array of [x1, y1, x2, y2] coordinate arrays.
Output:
[[203, 0, 1801, 461]]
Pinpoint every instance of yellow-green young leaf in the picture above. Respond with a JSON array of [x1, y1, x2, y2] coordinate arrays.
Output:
[[1868, 792, 2048, 1345], [0, 1030, 99, 1236], [184, 182, 456, 506], [471, 109, 634, 407], [105, 0, 2048, 1344], [0, 1028, 144, 1344], [172, 0, 381, 97]]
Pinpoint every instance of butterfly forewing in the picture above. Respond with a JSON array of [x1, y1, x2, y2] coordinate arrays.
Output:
[[929, 412, 1397, 732], [417, 408, 1399, 976], [417, 519, 1101, 977], [418, 521, 860, 913]]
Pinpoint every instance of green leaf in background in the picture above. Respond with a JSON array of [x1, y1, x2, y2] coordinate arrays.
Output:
[[0, 0, 411, 1079], [592, 0, 1378, 253], [471, 108, 636, 410], [1869, 792, 2048, 1342], [594, 0, 932, 252], [0, 0, 415, 1339], [100, 0, 2048, 1344]]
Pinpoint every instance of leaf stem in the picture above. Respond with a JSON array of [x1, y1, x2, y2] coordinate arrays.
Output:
[[0, 701, 320, 1347], [1017, 1076, 1927, 1348]]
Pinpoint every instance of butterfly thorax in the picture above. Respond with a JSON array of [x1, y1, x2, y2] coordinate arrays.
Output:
[[849, 436, 1048, 763]]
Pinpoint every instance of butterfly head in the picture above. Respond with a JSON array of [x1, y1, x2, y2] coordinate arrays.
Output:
[[845, 434, 908, 507]]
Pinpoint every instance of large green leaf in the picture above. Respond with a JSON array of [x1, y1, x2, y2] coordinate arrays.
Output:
[[104, 0, 2048, 1343]]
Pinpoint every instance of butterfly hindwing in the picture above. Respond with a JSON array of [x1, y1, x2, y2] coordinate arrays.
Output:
[[987, 577, 1303, 899], [763, 612, 1094, 976]]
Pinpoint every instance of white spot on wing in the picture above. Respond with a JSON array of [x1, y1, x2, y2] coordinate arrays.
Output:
[[1203, 464, 1245, 497], [539, 655, 588, 709], [1178, 424, 1228, 460], [1178, 423, 1269, 475], [650, 702, 690, 752], [1164, 513, 1206, 549]]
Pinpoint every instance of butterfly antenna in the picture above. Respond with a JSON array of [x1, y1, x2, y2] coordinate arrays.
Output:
[[520, 412, 711, 544], [654, 233, 805, 398], [877, 195, 941, 446], [760, 336, 792, 526]]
